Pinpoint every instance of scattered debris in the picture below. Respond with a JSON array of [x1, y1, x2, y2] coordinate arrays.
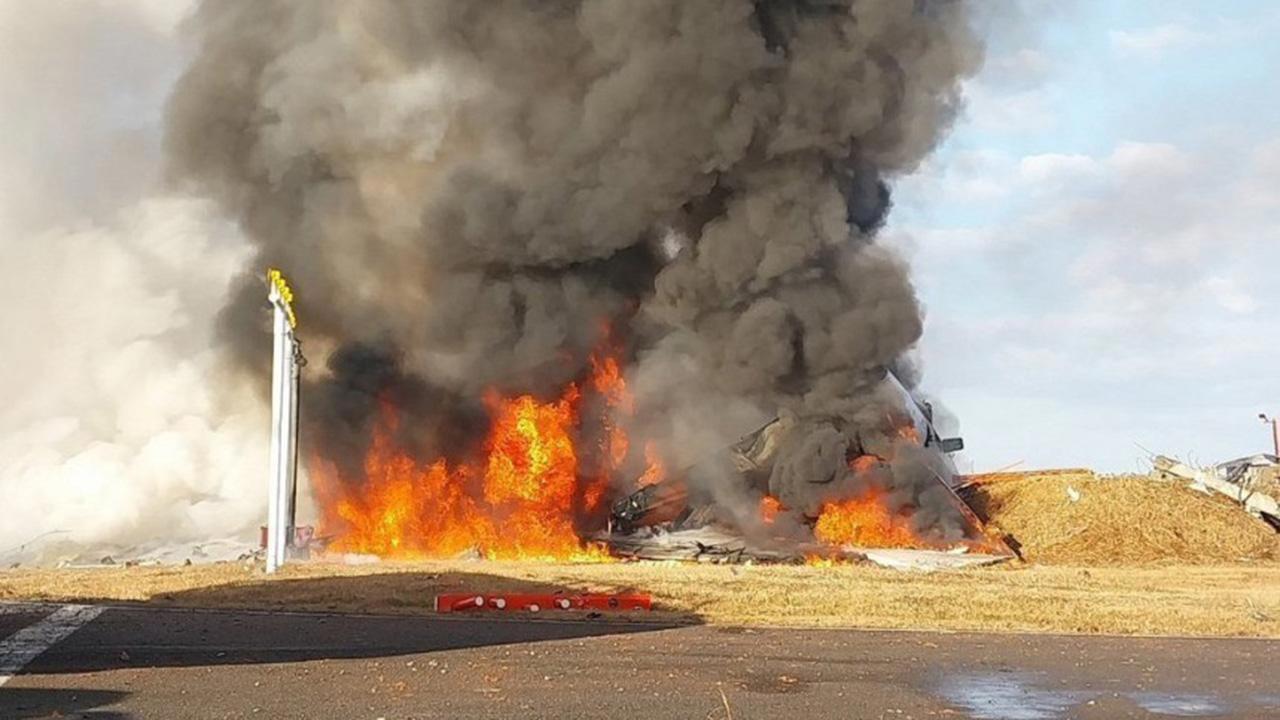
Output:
[[1153, 456, 1280, 530], [605, 396, 1012, 569], [596, 527, 1012, 570], [598, 527, 842, 564], [4, 537, 264, 569], [434, 592, 652, 614], [857, 549, 1010, 572]]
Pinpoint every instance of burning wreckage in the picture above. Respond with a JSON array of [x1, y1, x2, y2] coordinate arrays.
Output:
[[303, 350, 1014, 568], [162, 1, 1013, 568], [604, 371, 1012, 566]]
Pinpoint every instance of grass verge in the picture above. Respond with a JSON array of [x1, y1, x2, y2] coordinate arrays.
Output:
[[2, 559, 1278, 638]]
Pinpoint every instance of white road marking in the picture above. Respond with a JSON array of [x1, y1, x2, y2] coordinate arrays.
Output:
[[0, 603, 103, 686]]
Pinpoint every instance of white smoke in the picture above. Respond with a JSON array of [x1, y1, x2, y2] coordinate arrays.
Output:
[[0, 0, 267, 558]]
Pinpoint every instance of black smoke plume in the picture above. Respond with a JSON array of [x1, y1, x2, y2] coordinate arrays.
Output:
[[166, 0, 984, 539]]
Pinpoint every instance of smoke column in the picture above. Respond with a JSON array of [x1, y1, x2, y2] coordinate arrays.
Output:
[[165, 0, 977, 538], [165, 0, 985, 539]]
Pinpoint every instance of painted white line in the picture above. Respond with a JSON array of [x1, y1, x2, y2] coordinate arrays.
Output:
[[0, 604, 103, 686]]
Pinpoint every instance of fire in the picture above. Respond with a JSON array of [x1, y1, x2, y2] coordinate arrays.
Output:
[[759, 495, 782, 524], [895, 423, 921, 444], [813, 488, 922, 549], [479, 390, 595, 558], [327, 416, 494, 558], [811, 453, 927, 550], [588, 346, 664, 490], [315, 336, 950, 562], [589, 353, 632, 414], [850, 454, 882, 473], [636, 441, 666, 487], [590, 354, 633, 474], [316, 342, 651, 562]]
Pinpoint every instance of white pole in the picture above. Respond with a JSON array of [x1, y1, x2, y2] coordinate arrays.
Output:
[[266, 284, 288, 573], [275, 327, 298, 569], [285, 337, 300, 548]]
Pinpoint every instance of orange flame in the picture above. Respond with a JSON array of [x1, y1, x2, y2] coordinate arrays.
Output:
[[810, 452, 928, 551], [850, 454, 882, 473], [812, 488, 922, 549], [895, 423, 921, 444], [315, 342, 648, 562], [588, 346, 665, 490], [759, 495, 782, 524], [636, 440, 666, 487]]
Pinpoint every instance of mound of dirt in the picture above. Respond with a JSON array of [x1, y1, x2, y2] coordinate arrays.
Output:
[[964, 473, 1280, 565]]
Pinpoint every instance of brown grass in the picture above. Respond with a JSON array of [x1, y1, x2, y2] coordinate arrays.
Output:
[[4, 473, 1276, 637], [3, 559, 1278, 637], [966, 473, 1280, 565]]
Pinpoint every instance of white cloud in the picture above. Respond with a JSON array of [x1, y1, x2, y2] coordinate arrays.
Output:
[[1202, 275, 1260, 316], [1018, 152, 1099, 186], [1107, 141, 1192, 179], [894, 4, 1280, 471], [981, 48, 1052, 90], [895, 149, 1019, 211], [962, 83, 1055, 135], [898, 132, 1280, 471], [1110, 24, 1209, 58]]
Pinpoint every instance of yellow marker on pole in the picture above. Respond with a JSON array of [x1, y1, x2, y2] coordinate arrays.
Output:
[[267, 268, 298, 328]]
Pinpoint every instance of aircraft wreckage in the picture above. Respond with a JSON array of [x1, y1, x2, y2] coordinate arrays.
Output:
[[601, 371, 1015, 567]]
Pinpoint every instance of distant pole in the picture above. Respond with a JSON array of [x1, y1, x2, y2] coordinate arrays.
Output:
[[266, 269, 300, 574], [1261, 414, 1280, 458]]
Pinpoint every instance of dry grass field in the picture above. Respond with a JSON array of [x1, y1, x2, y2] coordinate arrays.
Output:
[[5, 473, 1277, 637], [3, 558, 1278, 638]]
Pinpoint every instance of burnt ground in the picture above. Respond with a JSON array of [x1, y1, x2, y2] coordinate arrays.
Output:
[[1, 603, 1278, 720]]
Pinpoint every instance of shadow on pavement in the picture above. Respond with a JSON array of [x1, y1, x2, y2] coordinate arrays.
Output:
[[22, 570, 696, 676], [0, 688, 132, 719]]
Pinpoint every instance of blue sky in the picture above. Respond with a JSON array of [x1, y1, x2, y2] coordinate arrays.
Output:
[[889, 1, 1280, 472]]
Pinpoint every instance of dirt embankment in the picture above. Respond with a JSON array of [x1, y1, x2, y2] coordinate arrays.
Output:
[[964, 472, 1279, 565]]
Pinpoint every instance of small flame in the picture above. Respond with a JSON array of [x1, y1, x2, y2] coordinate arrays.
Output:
[[850, 454, 882, 473], [589, 354, 633, 414], [896, 424, 921, 444], [759, 495, 782, 524], [636, 440, 666, 487]]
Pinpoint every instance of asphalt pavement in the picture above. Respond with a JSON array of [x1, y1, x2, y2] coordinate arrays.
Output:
[[1, 601, 1278, 719]]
